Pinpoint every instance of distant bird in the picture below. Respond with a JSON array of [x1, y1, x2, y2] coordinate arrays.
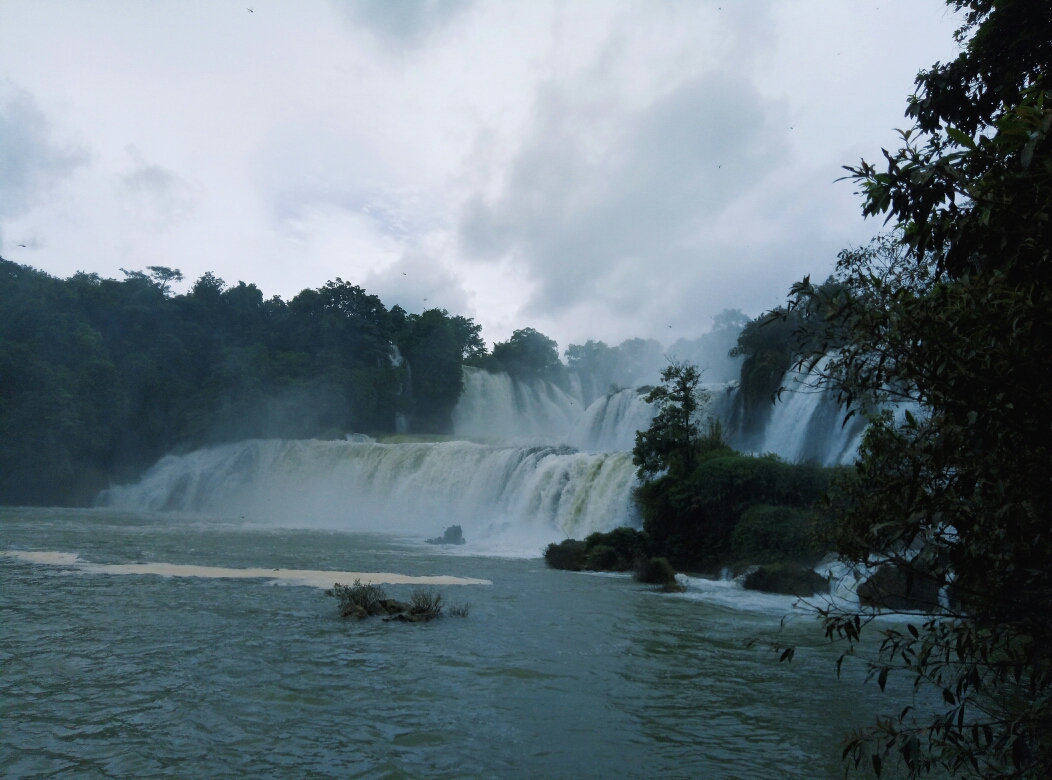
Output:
[[403, 272, 407, 275], [790, 126, 794, 130], [247, 7, 254, 12], [423, 298, 428, 301], [17, 244, 27, 248]]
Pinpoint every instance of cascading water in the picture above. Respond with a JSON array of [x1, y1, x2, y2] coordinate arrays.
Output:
[[451, 368, 580, 446], [566, 389, 656, 453], [100, 360, 868, 550], [743, 373, 867, 465], [98, 439, 639, 549]]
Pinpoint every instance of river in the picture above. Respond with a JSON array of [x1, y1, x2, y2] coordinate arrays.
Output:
[[1, 506, 917, 780]]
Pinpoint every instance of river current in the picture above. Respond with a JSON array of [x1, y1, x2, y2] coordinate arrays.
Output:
[[2, 370, 904, 778], [1, 507, 917, 780]]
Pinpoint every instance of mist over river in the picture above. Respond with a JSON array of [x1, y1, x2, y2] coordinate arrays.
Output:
[[0, 507, 921, 780]]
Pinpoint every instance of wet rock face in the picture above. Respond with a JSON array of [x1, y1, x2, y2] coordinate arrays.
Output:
[[340, 604, 369, 619], [426, 525, 466, 545], [857, 564, 942, 612]]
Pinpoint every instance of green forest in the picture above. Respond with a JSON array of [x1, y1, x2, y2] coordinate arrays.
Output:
[[0, 261, 578, 506]]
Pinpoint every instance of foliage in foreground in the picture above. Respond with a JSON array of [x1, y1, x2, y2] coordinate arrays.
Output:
[[780, 2, 1052, 776]]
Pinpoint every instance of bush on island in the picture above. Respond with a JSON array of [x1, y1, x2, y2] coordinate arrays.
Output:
[[730, 504, 825, 565], [543, 527, 649, 572], [634, 557, 685, 592], [741, 564, 827, 596], [636, 452, 838, 571], [327, 580, 449, 621], [543, 539, 588, 571]]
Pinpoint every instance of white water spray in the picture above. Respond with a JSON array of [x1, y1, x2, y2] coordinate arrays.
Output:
[[98, 439, 639, 549]]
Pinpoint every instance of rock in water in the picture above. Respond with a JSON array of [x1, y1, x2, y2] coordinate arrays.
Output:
[[426, 525, 466, 545], [857, 564, 941, 612]]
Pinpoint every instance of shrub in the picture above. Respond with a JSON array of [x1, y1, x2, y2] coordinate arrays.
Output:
[[636, 453, 838, 571], [730, 504, 825, 565], [634, 557, 683, 591], [447, 602, 470, 618], [328, 579, 386, 616], [409, 588, 443, 617], [543, 539, 588, 570], [544, 528, 649, 572], [583, 544, 619, 571]]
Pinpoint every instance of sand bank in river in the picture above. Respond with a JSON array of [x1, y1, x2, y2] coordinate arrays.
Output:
[[0, 550, 491, 588]]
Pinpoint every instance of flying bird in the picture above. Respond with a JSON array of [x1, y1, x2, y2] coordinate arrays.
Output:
[[247, 6, 254, 12], [17, 244, 27, 248]]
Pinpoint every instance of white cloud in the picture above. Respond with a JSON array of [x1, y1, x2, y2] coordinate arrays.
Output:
[[117, 145, 197, 232], [0, 0, 962, 346], [0, 86, 88, 247], [331, 0, 474, 46]]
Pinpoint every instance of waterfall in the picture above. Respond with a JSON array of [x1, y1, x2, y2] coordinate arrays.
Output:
[[453, 369, 655, 453], [452, 368, 580, 446], [100, 361, 868, 551], [746, 374, 867, 465], [719, 365, 868, 466], [566, 389, 656, 452], [451, 367, 863, 466], [98, 439, 639, 547]]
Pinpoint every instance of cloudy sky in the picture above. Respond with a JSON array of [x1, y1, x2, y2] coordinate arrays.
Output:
[[0, 0, 960, 349]]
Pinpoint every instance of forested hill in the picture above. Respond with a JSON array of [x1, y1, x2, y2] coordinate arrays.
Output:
[[0, 259, 487, 506]]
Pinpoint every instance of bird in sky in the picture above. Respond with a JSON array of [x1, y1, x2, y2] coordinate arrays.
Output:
[[247, 7, 254, 12], [17, 244, 27, 248]]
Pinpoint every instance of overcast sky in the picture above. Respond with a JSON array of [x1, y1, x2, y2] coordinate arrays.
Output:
[[0, 0, 960, 350]]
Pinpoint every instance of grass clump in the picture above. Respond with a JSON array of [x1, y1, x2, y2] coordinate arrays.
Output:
[[447, 602, 470, 618], [327, 579, 387, 617], [409, 588, 443, 617]]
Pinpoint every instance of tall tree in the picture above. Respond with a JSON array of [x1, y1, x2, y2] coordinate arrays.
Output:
[[786, 2, 1052, 777]]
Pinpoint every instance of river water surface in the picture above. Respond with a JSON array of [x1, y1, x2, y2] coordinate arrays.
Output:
[[2, 507, 911, 779]]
